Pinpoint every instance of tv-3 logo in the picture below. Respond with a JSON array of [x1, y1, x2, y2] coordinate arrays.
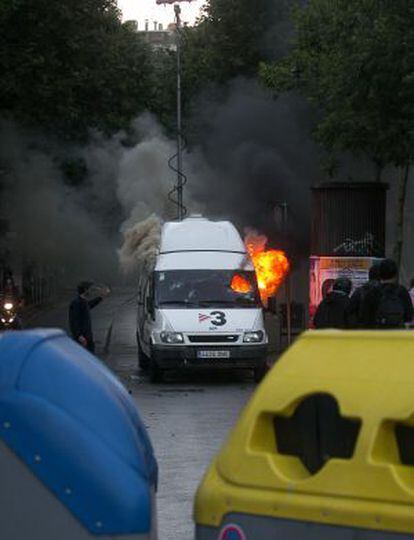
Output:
[[198, 311, 227, 326]]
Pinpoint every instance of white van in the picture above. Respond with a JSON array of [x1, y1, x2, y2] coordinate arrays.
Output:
[[136, 216, 268, 382]]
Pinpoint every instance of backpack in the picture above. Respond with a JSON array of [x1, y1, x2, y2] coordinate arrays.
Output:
[[375, 284, 405, 328], [356, 281, 380, 327]]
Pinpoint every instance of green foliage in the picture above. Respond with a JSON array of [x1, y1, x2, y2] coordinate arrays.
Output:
[[184, 1, 285, 96], [0, 0, 292, 137], [0, 0, 153, 137], [147, 48, 177, 133], [148, 0, 294, 131], [194, 0, 276, 82], [261, 0, 414, 170]]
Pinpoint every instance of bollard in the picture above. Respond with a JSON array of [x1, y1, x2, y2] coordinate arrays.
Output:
[[194, 330, 414, 539], [0, 329, 158, 540]]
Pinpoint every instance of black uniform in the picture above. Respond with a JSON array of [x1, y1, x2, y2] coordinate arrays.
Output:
[[69, 295, 102, 353], [362, 283, 413, 329], [348, 280, 380, 328], [313, 291, 351, 329]]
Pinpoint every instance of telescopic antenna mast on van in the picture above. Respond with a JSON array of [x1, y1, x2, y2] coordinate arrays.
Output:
[[156, 0, 193, 220]]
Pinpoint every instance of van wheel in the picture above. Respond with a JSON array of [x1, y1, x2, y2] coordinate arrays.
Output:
[[253, 361, 268, 383], [149, 359, 164, 383], [137, 334, 150, 371]]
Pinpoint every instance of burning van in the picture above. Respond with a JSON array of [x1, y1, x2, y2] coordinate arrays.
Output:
[[136, 216, 268, 383]]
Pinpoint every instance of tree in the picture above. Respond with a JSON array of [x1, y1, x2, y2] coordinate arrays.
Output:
[[148, 0, 294, 135], [192, 0, 277, 81], [0, 0, 153, 138], [191, 0, 293, 80], [261, 0, 414, 267]]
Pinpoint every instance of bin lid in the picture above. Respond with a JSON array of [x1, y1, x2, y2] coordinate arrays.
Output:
[[195, 331, 414, 535], [0, 329, 157, 535]]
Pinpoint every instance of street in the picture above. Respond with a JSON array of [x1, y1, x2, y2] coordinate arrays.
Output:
[[27, 288, 256, 540]]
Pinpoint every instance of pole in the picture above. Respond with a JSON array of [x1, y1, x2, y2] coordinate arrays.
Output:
[[281, 202, 292, 346], [286, 271, 292, 346], [174, 4, 184, 220]]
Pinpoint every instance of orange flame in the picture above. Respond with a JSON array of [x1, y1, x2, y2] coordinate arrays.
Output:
[[245, 231, 290, 304], [231, 274, 253, 294]]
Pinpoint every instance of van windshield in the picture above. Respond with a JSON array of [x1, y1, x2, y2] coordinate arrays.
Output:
[[154, 270, 261, 309]]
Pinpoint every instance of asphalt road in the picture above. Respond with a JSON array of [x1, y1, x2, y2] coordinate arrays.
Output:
[[27, 288, 256, 540]]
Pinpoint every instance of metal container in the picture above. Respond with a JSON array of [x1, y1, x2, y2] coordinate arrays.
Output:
[[311, 182, 388, 257]]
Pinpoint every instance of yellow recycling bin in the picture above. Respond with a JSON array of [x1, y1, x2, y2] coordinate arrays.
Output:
[[195, 330, 414, 540]]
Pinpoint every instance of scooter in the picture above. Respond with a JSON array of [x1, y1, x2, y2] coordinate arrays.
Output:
[[0, 298, 22, 330]]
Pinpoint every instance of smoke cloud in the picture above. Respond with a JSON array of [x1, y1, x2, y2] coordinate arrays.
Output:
[[114, 83, 319, 281], [0, 120, 118, 284], [0, 81, 320, 291], [188, 79, 320, 257], [116, 115, 179, 230], [116, 114, 207, 275], [118, 214, 162, 275]]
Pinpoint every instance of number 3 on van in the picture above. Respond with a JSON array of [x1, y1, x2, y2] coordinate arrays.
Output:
[[198, 312, 227, 326], [210, 311, 227, 326]]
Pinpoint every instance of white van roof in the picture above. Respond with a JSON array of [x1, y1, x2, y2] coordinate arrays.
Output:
[[160, 216, 246, 254]]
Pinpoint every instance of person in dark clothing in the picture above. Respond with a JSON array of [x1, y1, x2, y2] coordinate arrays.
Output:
[[314, 277, 352, 329], [69, 281, 110, 353], [362, 259, 413, 329], [348, 263, 381, 328]]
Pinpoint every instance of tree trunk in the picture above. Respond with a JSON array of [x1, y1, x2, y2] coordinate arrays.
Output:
[[393, 164, 411, 273]]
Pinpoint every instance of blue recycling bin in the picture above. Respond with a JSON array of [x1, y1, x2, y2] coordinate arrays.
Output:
[[0, 329, 158, 539]]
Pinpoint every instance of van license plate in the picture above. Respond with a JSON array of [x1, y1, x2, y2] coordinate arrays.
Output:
[[197, 350, 230, 359]]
